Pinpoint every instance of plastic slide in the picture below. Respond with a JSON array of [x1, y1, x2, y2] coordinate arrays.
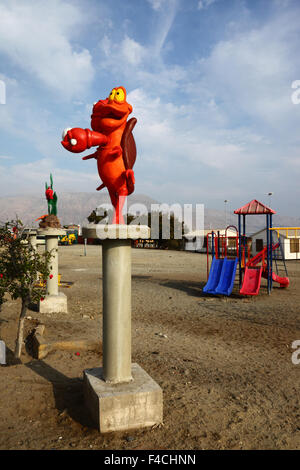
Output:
[[215, 258, 238, 296], [262, 271, 289, 288], [203, 257, 238, 296], [247, 243, 279, 267], [203, 257, 224, 293], [240, 266, 263, 296], [240, 242, 290, 294]]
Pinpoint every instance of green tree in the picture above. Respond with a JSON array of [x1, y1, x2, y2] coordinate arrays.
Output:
[[0, 221, 52, 358], [146, 211, 186, 250], [87, 208, 113, 224]]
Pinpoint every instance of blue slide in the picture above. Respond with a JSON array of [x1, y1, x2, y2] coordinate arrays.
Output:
[[203, 257, 224, 294], [215, 257, 238, 296], [203, 257, 238, 296]]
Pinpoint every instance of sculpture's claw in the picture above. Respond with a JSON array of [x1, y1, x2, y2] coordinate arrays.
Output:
[[62, 127, 72, 140], [61, 127, 88, 153]]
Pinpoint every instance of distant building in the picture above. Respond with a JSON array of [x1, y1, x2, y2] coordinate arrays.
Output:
[[250, 227, 300, 260], [64, 224, 81, 235], [184, 228, 238, 253]]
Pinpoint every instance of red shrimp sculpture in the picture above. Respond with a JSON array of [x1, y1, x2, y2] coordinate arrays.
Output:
[[61, 86, 137, 224]]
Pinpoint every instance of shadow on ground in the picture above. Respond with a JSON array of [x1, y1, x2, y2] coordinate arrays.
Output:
[[5, 346, 95, 429], [161, 279, 246, 300], [160, 280, 205, 297]]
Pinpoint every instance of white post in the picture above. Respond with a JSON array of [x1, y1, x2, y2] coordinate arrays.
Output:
[[45, 234, 59, 296], [28, 230, 38, 252], [37, 228, 67, 313], [102, 238, 132, 383]]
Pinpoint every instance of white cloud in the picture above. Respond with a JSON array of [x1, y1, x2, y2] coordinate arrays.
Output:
[[100, 35, 146, 68], [147, 0, 176, 11], [0, 0, 94, 99], [191, 8, 300, 141], [121, 36, 146, 66], [151, 0, 179, 57], [99, 0, 180, 88], [0, 158, 99, 196], [128, 88, 249, 172], [198, 0, 217, 10]]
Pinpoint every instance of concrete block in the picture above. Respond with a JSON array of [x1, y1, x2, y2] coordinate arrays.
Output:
[[83, 363, 163, 433], [38, 293, 68, 313], [82, 224, 150, 240]]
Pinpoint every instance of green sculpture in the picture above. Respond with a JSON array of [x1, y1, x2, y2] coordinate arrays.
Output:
[[45, 173, 58, 216]]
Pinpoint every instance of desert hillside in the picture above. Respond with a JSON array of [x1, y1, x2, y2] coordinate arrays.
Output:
[[0, 192, 299, 235]]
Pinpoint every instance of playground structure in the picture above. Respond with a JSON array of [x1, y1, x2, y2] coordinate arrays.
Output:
[[203, 200, 290, 297]]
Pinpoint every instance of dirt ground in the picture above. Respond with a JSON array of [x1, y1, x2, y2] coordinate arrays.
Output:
[[0, 244, 299, 450]]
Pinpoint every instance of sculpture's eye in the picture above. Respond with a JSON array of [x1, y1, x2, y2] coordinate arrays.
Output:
[[108, 89, 116, 101], [114, 87, 125, 103]]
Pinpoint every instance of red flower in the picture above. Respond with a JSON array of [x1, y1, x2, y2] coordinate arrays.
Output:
[[0, 274, 3, 278], [49, 274, 53, 279], [45, 187, 54, 200], [40, 297, 44, 301]]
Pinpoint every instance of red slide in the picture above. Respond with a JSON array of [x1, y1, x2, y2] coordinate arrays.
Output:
[[262, 271, 289, 288], [240, 266, 263, 296], [247, 243, 279, 267], [240, 243, 290, 295]]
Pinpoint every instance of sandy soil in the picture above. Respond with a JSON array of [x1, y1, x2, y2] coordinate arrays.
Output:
[[0, 244, 299, 450]]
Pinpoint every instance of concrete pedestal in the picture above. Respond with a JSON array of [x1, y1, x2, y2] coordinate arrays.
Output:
[[82, 224, 163, 432], [38, 228, 67, 313], [38, 292, 68, 314], [27, 229, 38, 251], [83, 364, 163, 433]]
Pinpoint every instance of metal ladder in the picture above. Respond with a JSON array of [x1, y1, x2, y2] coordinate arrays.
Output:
[[273, 237, 288, 277]]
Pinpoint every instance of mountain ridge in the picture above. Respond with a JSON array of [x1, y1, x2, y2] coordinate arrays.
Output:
[[0, 192, 299, 236]]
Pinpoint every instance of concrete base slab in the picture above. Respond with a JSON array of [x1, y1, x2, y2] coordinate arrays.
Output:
[[83, 363, 163, 433], [38, 293, 68, 313]]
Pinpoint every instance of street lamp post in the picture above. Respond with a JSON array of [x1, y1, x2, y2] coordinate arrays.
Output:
[[224, 200, 228, 227], [267, 192, 273, 207]]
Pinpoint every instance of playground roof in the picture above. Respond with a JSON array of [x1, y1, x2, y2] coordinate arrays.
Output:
[[234, 199, 276, 215]]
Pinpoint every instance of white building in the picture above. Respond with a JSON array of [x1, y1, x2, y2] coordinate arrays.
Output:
[[250, 227, 300, 260], [184, 228, 238, 253]]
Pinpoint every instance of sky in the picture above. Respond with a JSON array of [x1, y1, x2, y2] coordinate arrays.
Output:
[[0, 0, 300, 216]]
